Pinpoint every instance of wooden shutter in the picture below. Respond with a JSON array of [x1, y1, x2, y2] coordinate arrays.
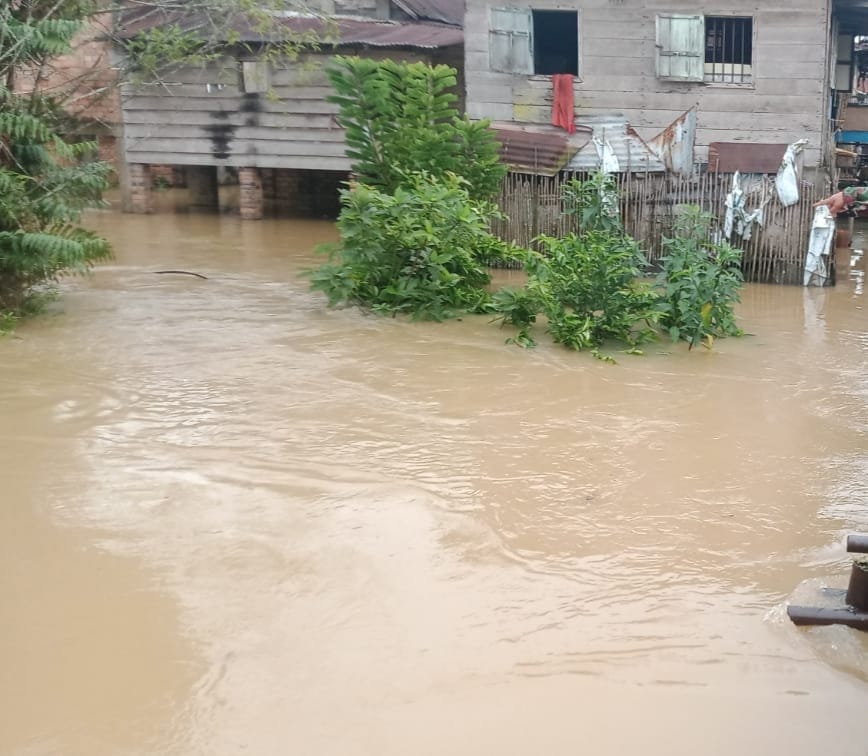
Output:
[[656, 14, 704, 82], [242, 61, 269, 94], [489, 8, 533, 75]]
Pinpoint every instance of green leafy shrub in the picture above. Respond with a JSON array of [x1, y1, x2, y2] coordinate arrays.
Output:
[[326, 57, 506, 200], [657, 206, 744, 350], [561, 172, 623, 235], [308, 173, 504, 320], [493, 231, 660, 354]]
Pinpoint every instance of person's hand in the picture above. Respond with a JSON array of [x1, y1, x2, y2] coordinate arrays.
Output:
[[814, 191, 848, 216]]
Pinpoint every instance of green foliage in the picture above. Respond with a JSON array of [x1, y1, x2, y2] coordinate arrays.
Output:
[[493, 231, 660, 354], [561, 172, 623, 235], [308, 173, 501, 320], [326, 57, 506, 201], [122, 1, 323, 86], [125, 25, 218, 81], [656, 206, 744, 350], [0, 4, 112, 316]]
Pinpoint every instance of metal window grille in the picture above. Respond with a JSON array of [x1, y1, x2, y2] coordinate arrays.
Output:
[[705, 16, 752, 84]]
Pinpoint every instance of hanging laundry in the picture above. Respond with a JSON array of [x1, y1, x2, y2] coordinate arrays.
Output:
[[551, 74, 576, 134]]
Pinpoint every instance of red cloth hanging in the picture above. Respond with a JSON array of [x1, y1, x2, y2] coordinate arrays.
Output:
[[551, 74, 576, 134]]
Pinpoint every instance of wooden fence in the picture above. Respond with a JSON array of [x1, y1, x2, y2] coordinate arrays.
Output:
[[493, 171, 825, 285]]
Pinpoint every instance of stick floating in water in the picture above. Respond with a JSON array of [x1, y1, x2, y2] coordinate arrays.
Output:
[[152, 270, 209, 280]]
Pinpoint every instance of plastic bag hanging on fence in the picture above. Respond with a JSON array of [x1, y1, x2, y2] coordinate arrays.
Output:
[[724, 172, 743, 238], [775, 139, 808, 207], [723, 172, 768, 241], [593, 137, 620, 173], [804, 205, 834, 286]]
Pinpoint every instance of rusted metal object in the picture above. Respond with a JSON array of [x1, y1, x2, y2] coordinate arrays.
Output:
[[787, 535, 868, 631], [845, 559, 868, 610], [646, 107, 697, 176], [707, 142, 789, 174], [119, 8, 464, 49], [787, 605, 868, 630], [391, 0, 464, 25], [493, 124, 591, 177]]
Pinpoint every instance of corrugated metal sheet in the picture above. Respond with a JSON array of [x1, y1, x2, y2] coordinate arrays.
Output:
[[707, 142, 789, 174], [391, 0, 464, 26], [567, 116, 667, 173], [119, 8, 462, 49], [492, 123, 592, 176], [646, 107, 696, 176]]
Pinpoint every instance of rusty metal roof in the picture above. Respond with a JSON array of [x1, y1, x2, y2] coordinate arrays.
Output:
[[390, 0, 464, 26], [492, 123, 592, 176], [707, 142, 788, 174], [118, 8, 462, 49]]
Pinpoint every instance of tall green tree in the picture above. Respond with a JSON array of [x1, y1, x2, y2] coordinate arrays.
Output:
[[0, 0, 112, 318], [326, 57, 506, 201]]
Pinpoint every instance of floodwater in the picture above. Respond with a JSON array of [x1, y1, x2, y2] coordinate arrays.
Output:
[[2, 192, 868, 755]]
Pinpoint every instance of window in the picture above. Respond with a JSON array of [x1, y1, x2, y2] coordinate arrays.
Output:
[[656, 14, 753, 84], [489, 8, 579, 76], [704, 16, 752, 83]]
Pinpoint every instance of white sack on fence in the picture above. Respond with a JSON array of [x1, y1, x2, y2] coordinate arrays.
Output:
[[593, 137, 620, 174], [723, 172, 768, 240], [775, 139, 808, 207], [724, 172, 742, 238], [804, 205, 834, 286]]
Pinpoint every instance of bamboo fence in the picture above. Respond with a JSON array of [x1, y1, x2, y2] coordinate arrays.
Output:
[[493, 170, 825, 285]]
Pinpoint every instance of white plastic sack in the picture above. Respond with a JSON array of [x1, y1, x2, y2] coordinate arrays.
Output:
[[775, 139, 808, 207], [804, 205, 834, 286], [593, 137, 620, 174], [723, 171, 743, 238]]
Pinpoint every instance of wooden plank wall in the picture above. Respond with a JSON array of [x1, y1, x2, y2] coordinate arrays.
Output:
[[121, 48, 438, 169], [466, 0, 831, 170], [493, 171, 822, 285]]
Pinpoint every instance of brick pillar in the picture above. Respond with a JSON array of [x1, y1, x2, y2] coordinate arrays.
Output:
[[186, 165, 220, 211], [238, 167, 263, 220], [125, 163, 153, 214]]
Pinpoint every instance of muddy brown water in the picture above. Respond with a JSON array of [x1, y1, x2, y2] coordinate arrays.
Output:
[[3, 194, 868, 755]]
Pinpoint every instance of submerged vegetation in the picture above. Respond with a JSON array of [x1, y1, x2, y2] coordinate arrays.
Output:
[[309, 59, 745, 358]]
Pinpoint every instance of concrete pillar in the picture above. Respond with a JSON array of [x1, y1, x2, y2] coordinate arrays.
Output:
[[238, 167, 263, 220], [125, 163, 153, 214], [186, 165, 220, 211]]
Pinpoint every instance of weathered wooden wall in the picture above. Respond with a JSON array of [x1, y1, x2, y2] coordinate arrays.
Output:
[[121, 47, 456, 170], [465, 0, 832, 170]]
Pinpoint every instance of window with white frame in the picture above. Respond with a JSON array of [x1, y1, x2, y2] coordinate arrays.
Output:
[[656, 14, 753, 84], [489, 8, 579, 76]]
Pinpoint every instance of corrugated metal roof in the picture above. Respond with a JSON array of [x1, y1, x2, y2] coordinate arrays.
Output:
[[646, 108, 696, 176], [118, 8, 462, 49], [707, 142, 788, 174], [390, 0, 464, 26], [567, 116, 667, 173], [492, 123, 591, 176]]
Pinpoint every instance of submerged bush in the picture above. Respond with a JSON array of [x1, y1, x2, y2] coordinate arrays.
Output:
[[308, 172, 509, 320], [657, 206, 744, 350], [493, 230, 660, 354]]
